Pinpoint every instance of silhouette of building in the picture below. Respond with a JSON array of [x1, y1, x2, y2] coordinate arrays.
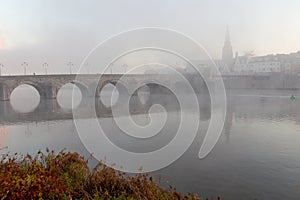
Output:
[[185, 26, 300, 76], [222, 26, 234, 70], [233, 51, 300, 74]]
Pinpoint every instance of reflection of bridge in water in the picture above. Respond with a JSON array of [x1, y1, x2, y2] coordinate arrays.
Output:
[[0, 94, 211, 125]]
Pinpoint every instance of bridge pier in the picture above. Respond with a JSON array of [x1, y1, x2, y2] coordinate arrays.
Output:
[[0, 84, 10, 101], [38, 85, 58, 99]]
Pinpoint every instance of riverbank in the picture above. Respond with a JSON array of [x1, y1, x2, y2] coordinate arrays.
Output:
[[0, 149, 204, 200]]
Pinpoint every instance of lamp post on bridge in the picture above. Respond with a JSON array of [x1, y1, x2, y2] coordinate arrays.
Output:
[[43, 62, 48, 75], [21, 62, 28, 75], [109, 63, 113, 74], [67, 61, 73, 74], [0, 63, 4, 76], [122, 64, 128, 73], [85, 63, 90, 74]]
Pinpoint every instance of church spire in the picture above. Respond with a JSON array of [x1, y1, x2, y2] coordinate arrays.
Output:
[[225, 25, 231, 44], [222, 26, 233, 67]]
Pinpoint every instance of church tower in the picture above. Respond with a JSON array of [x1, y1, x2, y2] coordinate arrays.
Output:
[[222, 26, 233, 67]]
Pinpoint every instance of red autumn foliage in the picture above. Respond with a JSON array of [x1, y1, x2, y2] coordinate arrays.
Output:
[[0, 149, 206, 200]]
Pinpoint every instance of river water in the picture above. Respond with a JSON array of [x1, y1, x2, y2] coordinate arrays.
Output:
[[0, 86, 300, 200]]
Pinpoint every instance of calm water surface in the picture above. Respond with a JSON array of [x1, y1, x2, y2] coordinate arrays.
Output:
[[1, 86, 300, 200]]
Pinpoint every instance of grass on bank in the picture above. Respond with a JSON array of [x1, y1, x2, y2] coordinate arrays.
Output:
[[0, 149, 204, 200]]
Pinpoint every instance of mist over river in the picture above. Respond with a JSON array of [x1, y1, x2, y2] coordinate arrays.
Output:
[[1, 86, 300, 200]]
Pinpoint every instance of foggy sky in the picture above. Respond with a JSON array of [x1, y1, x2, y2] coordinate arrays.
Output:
[[0, 0, 300, 75]]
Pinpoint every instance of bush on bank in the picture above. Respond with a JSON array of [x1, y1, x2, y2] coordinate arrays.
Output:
[[0, 149, 202, 200]]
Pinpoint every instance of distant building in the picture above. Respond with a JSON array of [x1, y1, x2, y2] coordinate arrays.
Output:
[[186, 26, 300, 76], [220, 27, 300, 75], [221, 27, 234, 71], [233, 52, 300, 75]]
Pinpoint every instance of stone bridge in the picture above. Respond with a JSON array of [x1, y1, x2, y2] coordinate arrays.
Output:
[[0, 74, 208, 101]]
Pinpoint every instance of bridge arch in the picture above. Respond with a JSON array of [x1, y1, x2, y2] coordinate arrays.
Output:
[[9, 83, 42, 113], [9, 81, 44, 99], [56, 81, 90, 97], [136, 84, 151, 105], [56, 81, 90, 109], [97, 79, 129, 97], [69, 81, 90, 97], [97, 80, 129, 109]]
